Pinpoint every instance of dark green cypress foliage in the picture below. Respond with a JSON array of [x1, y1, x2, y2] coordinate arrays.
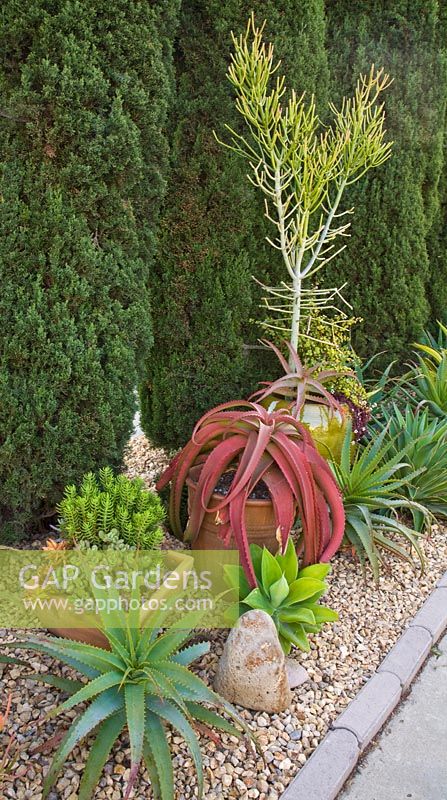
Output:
[[325, 1, 447, 363], [0, 1, 179, 539], [428, 134, 447, 324], [426, 2, 447, 324], [142, 0, 329, 448]]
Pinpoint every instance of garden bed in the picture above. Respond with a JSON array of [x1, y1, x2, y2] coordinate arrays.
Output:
[[0, 433, 446, 800]]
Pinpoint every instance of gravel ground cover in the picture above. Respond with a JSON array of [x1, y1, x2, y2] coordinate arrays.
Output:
[[1, 433, 446, 800]]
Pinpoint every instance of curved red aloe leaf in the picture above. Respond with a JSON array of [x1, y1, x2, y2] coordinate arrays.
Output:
[[185, 435, 247, 540], [211, 421, 274, 509], [284, 340, 305, 375], [167, 440, 208, 538], [306, 379, 342, 410], [260, 339, 291, 372], [305, 449, 345, 561], [315, 487, 331, 555], [270, 432, 320, 562], [156, 451, 181, 492], [191, 400, 264, 440], [229, 487, 257, 587], [261, 468, 296, 553]]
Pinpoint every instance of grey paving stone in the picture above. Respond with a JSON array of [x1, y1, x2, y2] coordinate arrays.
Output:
[[437, 570, 447, 588], [378, 625, 432, 691], [331, 671, 401, 750], [409, 587, 447, 642], [339, 633, 447, 800], [280, 729, 359, 800]]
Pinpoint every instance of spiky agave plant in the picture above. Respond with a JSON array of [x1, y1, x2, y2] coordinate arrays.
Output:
[[376, 405, 447, 530], [0, 602, 251, 800], [330, 422, 429, 580], [157, 401, 345, 586], [414, 320, 447, 369], [403, 353, 447, 419]]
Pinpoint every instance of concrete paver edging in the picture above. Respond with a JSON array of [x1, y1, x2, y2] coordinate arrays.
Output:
[[280, 569, 447, 800]]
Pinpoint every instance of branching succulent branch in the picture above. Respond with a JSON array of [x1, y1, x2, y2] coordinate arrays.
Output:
[[215, 14, 392, 363]]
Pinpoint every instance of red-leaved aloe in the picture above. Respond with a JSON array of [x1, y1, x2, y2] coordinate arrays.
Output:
[[250, 340, 352, 417], [157, 401, 345, 586]]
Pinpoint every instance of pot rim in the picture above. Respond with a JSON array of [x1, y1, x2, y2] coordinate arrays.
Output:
[[186, 464, 273, 506]]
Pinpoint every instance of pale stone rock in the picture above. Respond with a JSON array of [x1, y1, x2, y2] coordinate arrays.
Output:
[[214, 610, 292, 712]]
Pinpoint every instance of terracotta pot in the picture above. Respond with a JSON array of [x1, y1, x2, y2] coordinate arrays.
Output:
[[186, 465, 280, 553], [49, 625, 109, 648], [261, 396, 350, 463]]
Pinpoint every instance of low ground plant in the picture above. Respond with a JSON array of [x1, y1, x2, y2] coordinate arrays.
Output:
[[58, 467, 165, 550], [0, 595, 251, 800]]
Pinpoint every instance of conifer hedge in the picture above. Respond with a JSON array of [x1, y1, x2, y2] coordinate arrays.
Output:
[[324, 1, 447, 362], [0, 1, 179, 539], [142, 0, 329, 448], [143, 1, 447, 449], [426, 2, 447, 324]]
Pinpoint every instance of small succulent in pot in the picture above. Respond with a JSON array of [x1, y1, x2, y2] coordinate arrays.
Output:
[[157, 400, 345, 586], [224, 538, 338, 654]]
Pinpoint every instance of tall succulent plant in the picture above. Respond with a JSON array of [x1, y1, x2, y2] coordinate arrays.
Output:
[[217, 15, 392, 361]]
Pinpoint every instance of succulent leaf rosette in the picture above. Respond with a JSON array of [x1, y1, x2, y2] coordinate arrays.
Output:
[[331, 421, 428, 579], [157, 401, 345, 586], [225, 538, 338, 654], [251, 340, 352, 416], [0, 594, 252, 800]]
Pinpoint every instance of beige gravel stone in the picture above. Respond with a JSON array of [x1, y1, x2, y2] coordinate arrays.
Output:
[[0, 433, 445, 799]]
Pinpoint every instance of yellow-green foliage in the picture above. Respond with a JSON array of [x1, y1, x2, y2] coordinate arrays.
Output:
[[263, 305, 368, 409], [58, 468, 165, 550], [297, 313, 368, 408]]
